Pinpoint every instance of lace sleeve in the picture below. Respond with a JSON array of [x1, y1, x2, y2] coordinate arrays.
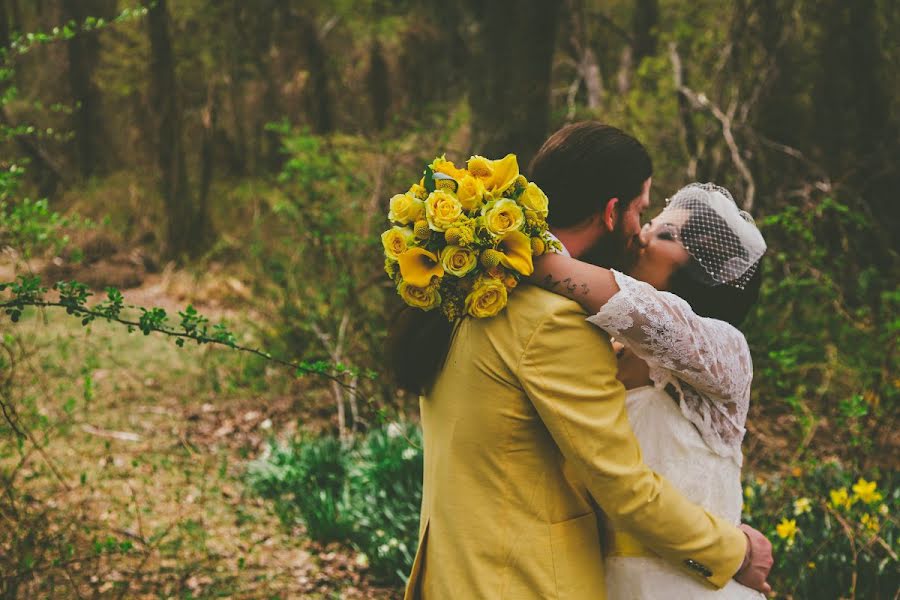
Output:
[[586, 270, 752, 465]]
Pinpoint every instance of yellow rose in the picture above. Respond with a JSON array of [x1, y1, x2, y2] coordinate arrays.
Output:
[[440, 245, 478, 277], [482, 198, 525, 238], [388, 194, 425, 225], [381, 226, 415, 260], [519, 182, 549, 217], [397, 281, 441, 311], [398, 247, 445, 288], [465, 276, 508, 318], [467, 154, 519, 198], [456, 174, 486, 212], [425, 190, 464, 232], [430, 156, 467, 180]]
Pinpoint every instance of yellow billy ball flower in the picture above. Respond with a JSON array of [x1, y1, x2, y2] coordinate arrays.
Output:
[[480, 249, 503, 269], [388, 193, 425, 225], [440, 245, 478, 277], [445, 227, 462, 245], [482, 198, 525, 238], [397, 281, 441, 311], [435, 177, 458, 193], [426, 190, 464, 232], [531, 236, 546, 256], [414, 220, 431, 240], [465, 276, 508, 318], [381, 226, 415, 260]]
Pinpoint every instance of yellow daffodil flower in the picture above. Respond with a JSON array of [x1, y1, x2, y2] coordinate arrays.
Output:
[[851, 478, 883, 505], [829, 487, 853, 510], [776, 518, 799, 547], [793, 497, 812, 516]]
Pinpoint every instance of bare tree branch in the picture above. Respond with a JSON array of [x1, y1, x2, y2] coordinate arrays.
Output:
[[669, 42, 756, 211]]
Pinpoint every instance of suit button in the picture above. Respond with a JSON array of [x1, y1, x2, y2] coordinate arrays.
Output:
[[684, 559, 713, 578]]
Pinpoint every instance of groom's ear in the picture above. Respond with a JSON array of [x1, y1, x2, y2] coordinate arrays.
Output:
[[603, 198, 620, 231]]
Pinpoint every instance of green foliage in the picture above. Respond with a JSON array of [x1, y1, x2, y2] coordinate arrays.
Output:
[[248, 434, 353, 542], [743, 464, 898, 598], [248, 423, 423, 584], [746, 195, 897, 463]]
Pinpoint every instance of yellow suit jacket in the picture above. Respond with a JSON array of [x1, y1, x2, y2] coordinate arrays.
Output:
[[404, 285, 747, 599]]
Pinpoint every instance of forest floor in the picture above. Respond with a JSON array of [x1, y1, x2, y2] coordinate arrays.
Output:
[[1, 257, 403, 598]]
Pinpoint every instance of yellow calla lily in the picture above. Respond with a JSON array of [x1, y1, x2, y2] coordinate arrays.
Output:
[[497, 230, 533, 276], [486, 153, 520, 195], [398, 247, 445, 288], [468, 154, 520, 197]]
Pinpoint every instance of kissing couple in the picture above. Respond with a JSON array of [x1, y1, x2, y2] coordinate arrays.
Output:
[[389, 122, 775, 599]]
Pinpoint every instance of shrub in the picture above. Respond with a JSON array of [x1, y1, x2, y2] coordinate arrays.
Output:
[[743, 463, 898, 599], [247, 423, 423, 585], [247, 434, 354, 542]]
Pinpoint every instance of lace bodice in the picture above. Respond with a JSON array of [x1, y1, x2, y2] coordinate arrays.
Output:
[[587, 270, 752, 466]]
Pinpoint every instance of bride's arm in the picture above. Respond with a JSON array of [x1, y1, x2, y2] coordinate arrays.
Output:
[[529, 253, 752, 404], [528, 253, 621, 314]]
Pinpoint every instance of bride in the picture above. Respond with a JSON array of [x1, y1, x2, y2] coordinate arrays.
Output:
[[530, 182, 767, 599]]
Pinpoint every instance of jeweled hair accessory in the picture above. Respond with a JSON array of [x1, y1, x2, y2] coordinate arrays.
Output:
[[662, 183, 766, 289]]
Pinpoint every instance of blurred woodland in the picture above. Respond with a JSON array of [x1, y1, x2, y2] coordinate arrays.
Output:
[[0, 0, 897, 597]]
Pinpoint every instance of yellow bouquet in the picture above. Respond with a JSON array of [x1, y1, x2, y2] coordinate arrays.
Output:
[[382, 153, 559, 320]]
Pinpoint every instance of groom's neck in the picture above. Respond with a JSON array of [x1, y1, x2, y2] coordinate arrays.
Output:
[[550, 226, 602, 260]]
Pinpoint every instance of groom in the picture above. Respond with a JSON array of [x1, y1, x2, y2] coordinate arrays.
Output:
[[404, 122, 773, 599]]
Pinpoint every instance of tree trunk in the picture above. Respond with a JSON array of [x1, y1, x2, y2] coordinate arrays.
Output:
[[61, 0, 115, 179], [366, 39, 389, 132], [631, 0, 658, 63], [145, 0, 210, 259], [298, 12, 333, 134], [0, 0, 10, 49], [464, 0, 561, 170]]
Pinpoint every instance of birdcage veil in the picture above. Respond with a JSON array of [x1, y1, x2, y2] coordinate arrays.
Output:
[[662, 183, 766, 289]]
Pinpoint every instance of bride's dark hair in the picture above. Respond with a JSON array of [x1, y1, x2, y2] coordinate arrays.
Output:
[[668, 262, 763, 327], [386, 306, 456, 395], [667, 203, 764, 327]]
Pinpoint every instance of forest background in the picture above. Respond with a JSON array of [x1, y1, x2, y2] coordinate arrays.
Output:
[[0, 0, 897, 598]]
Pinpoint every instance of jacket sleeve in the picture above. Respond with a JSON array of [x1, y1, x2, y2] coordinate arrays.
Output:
[[518, 301, 747, 588]]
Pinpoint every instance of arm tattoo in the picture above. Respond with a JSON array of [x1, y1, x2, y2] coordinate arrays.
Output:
[[542, 273, 590, 296]]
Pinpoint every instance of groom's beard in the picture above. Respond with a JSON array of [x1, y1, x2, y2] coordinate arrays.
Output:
[[580, 222, 640, 272]]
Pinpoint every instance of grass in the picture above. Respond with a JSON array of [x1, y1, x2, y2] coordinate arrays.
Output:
[[0, 303, 399, 598]]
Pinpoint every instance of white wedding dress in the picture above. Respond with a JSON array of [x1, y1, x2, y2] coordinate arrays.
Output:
[[587, 270, 764, 600]]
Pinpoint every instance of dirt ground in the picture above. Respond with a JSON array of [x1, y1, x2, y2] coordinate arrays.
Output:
[[0, 259, 403, 599]]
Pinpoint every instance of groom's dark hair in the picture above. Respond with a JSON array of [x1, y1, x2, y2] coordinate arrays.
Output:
[[529, 122, 652, 227]]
